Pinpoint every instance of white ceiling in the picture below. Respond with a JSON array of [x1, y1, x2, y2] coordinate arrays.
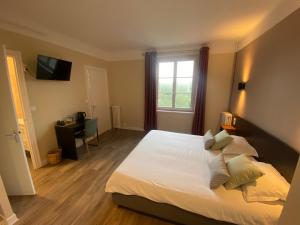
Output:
[[0, 0, 298, 60]]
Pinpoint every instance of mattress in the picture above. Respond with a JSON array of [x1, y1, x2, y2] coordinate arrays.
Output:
[[105, 130, 284, 225]]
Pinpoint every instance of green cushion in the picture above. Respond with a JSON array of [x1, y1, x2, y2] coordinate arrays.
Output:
[[224, 154, 264, 189], [211, 130, 233, 150]]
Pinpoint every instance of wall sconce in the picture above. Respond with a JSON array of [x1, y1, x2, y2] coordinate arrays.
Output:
[[238, 82, 246, 90]]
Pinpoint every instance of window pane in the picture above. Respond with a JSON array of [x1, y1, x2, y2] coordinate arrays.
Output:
[[176, 78, 193, 93], [177, 61, 194, 77], [159, 62, 174, 78], [175, 93, 192, 108], [158, 78, 173, 107], [175, 78, 192, 108]]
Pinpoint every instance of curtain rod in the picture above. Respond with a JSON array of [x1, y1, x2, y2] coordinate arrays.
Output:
[[142, 45, 209, 56], [142, 48, 200, 56]]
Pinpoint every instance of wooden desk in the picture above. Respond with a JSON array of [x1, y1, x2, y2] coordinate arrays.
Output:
[[55, 120, 89, 160]]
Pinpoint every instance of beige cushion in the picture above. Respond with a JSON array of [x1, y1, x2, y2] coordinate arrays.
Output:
[[224, 154, 264, 189], [203, 130, 215, 150], [211, 130, 233, 150], [242, 162, 290, 202], [209, 154, 230, 189]]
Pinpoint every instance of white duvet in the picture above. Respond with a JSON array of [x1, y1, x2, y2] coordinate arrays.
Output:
[[105, 130, 284, 225]]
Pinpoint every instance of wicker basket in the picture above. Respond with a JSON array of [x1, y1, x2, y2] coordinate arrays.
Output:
[[47, 149, 62, 165]]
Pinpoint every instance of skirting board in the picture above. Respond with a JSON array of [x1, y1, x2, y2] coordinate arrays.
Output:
[[122, 127, 145, 131], [3, 213, 18, 225], [41, 159, 48, 167]]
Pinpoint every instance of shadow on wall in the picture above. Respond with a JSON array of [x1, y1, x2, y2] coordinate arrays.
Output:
[[234, 45, 256, 117], [236, 90, 247, 116]]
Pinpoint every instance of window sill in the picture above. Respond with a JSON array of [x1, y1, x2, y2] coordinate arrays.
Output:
[[157, 110, 194, 114]]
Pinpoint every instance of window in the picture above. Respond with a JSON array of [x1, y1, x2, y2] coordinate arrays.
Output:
[[157, 57, 196, 111]]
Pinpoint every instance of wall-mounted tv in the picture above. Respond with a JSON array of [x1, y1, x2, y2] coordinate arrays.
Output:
[[36, 55, 72, 81]]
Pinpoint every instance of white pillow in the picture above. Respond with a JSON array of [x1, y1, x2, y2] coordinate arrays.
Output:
[[208, 154, 230, 189], [242, 162, 290, 202], [222, 135, 258, 157]]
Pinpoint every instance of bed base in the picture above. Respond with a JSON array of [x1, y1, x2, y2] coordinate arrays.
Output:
[[112, 193, 233, 225]]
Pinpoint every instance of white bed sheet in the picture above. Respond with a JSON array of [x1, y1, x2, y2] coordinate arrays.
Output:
[[105, 130, 284, 225]]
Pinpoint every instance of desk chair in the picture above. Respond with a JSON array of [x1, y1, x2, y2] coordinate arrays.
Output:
[[76, 118, 99, 154]]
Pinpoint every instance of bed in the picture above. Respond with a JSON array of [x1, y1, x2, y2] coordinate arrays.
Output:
[[105, 117, 299, 225]]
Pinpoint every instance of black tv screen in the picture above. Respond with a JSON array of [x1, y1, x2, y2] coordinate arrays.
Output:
[[36, 55, 72, 81]]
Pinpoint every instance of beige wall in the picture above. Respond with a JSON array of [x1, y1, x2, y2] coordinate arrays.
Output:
[[0, 28, 235, 165], [230, 9, 300, 153], [108, 53, 235, 134], [108, 60, 145, 130], [229, 9, 300, 224], [205, 53, 235, 133], [157, 111, 194, 133], [0, 29, 108, 164]]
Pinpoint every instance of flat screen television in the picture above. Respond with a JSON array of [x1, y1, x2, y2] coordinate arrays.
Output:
[[36, 55, 72, 81]]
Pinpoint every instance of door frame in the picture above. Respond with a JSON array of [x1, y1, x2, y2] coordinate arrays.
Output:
[[84, 65, 111, 118], [6, 49, 42, 169], [0, 175, 18, 225], [84, 65, 112, 134]]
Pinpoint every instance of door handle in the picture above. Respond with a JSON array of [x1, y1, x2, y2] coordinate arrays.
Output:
[[5, 130, 20, 143]]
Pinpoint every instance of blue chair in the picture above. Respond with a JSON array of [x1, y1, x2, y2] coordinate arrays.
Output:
[[76, 118, 99, 154]]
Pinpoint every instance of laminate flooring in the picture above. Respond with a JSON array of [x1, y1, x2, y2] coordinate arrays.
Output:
[[9, 129, 174, 225]]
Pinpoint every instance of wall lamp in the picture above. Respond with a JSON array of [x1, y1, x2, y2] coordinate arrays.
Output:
[[238, 82, 246, 90]]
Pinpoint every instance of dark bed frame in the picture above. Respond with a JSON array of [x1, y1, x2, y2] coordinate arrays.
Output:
[[111, 116, 299, 225]]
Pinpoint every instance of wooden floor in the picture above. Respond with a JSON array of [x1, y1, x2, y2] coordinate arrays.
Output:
[[10, 129, 174, 225]]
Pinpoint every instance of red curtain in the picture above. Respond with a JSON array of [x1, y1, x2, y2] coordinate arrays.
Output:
[[192, 47, 209, 135], [144, 51, 157, 131]]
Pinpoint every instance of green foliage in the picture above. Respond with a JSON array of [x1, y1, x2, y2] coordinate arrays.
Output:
[[158, 93, 172, 107], [158, 78, 192, 109], [175, 93, 191, 108]]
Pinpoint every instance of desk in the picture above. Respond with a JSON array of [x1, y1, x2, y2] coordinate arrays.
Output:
[[55, 119, 89, 160]]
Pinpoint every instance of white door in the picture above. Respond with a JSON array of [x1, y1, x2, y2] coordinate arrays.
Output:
[[85, 66, 111, 134], [6, 50, 42, 169], [0, 45, 35, 196]]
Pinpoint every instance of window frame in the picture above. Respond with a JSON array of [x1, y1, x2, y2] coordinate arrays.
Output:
[[156, 54, 198, 112]]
